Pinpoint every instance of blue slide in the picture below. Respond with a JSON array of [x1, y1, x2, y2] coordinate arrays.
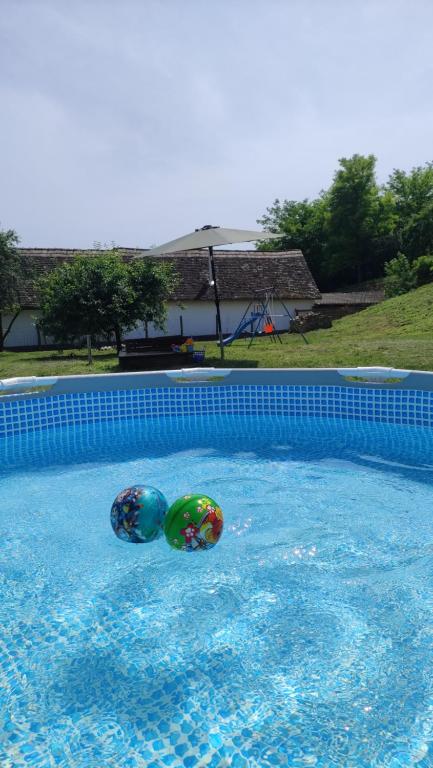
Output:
[[221, 317, 255, 346]]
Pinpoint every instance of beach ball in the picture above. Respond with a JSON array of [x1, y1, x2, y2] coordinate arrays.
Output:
[[164, 494, 223, 552], [111, 485, 168, 543]]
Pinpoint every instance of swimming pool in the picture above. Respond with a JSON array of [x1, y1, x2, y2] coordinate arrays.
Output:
[[2, 369, 433, 767]]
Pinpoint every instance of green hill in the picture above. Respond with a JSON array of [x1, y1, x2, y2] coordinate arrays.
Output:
[[323, 282, 433, 340], [205, 283, 433, 371]]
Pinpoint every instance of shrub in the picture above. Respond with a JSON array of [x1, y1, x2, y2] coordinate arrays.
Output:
[[412, 254, 433, 287], [384, 252, 416, 298]]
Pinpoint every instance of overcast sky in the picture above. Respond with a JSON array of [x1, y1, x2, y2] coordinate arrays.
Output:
[[1, 0, 432, 248]]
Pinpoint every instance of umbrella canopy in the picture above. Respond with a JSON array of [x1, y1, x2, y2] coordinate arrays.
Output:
[[136, 225, 283, 361], [139, 225, 281, 256]]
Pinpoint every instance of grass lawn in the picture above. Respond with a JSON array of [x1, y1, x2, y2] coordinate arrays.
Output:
[[1, 283, 433, 377], [0, 348, 120, 378]]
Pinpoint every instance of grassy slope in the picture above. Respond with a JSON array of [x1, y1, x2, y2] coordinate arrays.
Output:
[[323, 282, 433, 339], [1, 284, 433, 377], [204, 283, 433, 370]]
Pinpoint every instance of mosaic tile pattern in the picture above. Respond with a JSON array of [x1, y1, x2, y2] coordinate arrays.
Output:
[[2, 414, 433, 765], [1, 384, 433, 437]]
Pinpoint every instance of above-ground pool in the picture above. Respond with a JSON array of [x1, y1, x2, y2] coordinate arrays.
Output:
[[2, 369, 433, 767]]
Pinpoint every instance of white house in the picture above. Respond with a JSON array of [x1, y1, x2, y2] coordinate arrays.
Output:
[[2, 248, 321, 348]]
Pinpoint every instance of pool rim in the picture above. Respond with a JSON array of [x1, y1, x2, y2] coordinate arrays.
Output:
[[2, 367, 433, 438], [2, 366, 433, 400]]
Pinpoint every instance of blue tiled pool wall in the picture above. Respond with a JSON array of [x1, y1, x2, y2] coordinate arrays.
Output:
[[1, 384, 433, 437]]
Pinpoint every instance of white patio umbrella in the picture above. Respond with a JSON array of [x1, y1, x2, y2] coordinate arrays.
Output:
[[136, 225, 282, 359]]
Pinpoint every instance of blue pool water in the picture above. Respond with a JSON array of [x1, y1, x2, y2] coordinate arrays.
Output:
[[2, 414, 433, 767]]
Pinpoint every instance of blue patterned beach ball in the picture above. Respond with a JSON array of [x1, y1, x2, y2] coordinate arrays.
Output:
[[111, 485, 168, 543]]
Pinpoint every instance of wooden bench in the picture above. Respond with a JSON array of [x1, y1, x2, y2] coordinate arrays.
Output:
[[118, 337, 196, 371]]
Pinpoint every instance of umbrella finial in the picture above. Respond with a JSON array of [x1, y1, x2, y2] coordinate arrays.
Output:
[[195, 224, 220, 232]]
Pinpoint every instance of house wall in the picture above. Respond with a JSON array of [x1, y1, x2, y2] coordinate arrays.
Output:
[[2, 299, 315, 349], [124, 299, 315, 340], [2, 310, 41, 348]]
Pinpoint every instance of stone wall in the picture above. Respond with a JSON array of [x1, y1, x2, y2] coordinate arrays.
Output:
[[291, 312, 332, 333]]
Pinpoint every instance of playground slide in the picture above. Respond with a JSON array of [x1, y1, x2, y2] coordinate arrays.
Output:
[[221, 318, 254, 346]]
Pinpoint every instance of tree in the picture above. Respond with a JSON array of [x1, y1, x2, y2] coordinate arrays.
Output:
[[326, 154, 387, 284], [38, 250, 176, 356], [386, 163, 433, 261], [0, 228, 28, 351], [383, 253, 416, 298], [257, 195, 329, 286], [257, 155, 398, 289]]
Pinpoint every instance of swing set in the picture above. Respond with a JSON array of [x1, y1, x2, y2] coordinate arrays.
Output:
[[221, 287, 309, 347]]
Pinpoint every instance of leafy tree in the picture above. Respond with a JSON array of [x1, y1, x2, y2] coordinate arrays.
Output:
[[257, 195, 328, 285], [386, 163, 433, 261], [326, 154, 386, 284], [383, 253, 416, 298], [0, 228, 28, 352], [39, 250, 176, 356], [258, 154, 398, 289]]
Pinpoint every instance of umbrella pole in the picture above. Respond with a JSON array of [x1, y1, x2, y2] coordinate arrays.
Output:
[[208, 245, 224, 360]]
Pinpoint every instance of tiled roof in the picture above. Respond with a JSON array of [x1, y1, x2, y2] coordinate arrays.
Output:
[[16, 247, 321, 307], [315, 291, 384, 306]]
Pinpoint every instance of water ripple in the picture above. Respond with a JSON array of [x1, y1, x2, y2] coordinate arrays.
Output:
[[2, 414, 433, 765]]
